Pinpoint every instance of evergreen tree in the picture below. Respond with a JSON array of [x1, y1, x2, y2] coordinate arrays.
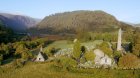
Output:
[[73, 39, 81, 63]]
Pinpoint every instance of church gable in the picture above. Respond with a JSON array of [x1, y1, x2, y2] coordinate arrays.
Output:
[[35, 47, 48, 62], [36, 52, 45, 62]]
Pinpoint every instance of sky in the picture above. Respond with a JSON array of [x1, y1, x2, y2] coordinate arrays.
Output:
[[0, 0, 140, 24]]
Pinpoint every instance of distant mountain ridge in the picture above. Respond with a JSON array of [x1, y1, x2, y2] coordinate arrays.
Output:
[[36, 10, 133, 34], [134, 24, 140, 27], [0, 13, 41, 32]]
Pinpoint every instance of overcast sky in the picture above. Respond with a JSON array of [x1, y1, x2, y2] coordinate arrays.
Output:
[[0, 0, 140, 24]]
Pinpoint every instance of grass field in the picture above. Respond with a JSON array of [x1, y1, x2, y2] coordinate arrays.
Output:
[[44, 40, 103, 50], [45, 40, 73, 49], [0, 62, 140, 78]]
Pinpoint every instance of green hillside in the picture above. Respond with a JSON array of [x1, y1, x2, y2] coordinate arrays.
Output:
[[36, 10, 133, 34]]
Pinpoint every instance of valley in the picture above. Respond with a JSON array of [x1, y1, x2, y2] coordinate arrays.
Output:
[[0, 9, 140, 78]]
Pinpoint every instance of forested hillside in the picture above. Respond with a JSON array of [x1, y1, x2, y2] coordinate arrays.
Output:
[[0, 21, 14, 43], [36, 10, 133, 34], [0, 13, 41, 32]]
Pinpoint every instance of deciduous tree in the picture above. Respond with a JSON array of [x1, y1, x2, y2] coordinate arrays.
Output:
[[118, 53, 140, 69]]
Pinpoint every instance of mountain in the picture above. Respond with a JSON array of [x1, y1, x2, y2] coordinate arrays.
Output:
[[134, 24, 140, 27], [36, 10, 133, 34], [122, 22, 135, 26], [0, 13, 41, 32]]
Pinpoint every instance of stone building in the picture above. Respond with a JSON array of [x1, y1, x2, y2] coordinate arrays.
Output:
[[94, 49, 112, 66], [35, 47, 48, 62]]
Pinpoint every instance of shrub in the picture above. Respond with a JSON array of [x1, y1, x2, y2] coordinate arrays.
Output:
[[58, 57, 77, 70], [12, 59, 24, 68]]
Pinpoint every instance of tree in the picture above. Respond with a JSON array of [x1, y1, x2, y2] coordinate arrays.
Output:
[[21, 51, 29, 60], [99, 41, 113, 57], [0, 21, 14, 44], [0, 54, 3, 65], [118, 53, 140, 69], [84, 51, 95, 63], [15, 44, 30, 60], [76, 30, 91, 42], [132, 33, 140, 57], [80, 46, 86, 57], [15, 44, 26, 55], [113, 51, 122, 65], [0, 43, 14, 60], [81, 46, 86, 53], [0, 43, 10, 55], [111, 43, 117, 51], [44, 46, 58, 57], [73, 39, 81, 63]]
